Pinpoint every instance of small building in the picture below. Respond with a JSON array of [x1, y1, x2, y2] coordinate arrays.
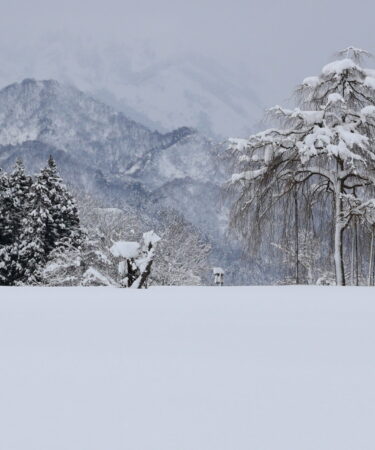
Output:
[[213, 267, 224, 286]]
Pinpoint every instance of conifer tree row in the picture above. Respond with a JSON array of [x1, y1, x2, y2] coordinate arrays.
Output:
[[0, 157, 82, 285]]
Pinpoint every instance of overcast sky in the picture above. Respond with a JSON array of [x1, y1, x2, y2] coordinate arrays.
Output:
[[1, 0, 375, 104]]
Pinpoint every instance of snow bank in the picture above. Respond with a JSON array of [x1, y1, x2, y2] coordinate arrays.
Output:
[[0, 286, 374, 450]]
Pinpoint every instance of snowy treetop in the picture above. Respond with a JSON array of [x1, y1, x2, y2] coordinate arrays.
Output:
[[336, 46, 373, 62], [322, 58, 358, 76], [228, 47, 375, 187]]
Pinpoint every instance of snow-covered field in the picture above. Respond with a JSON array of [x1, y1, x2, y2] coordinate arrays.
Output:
[[0, 286, 374, 450]]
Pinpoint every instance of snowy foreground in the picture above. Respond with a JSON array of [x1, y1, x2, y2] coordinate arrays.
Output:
[[1, 287, 375, 450]]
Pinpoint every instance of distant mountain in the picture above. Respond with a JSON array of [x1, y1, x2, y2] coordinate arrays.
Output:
[[0, 37, 266, 137], [0, 79, 226, 243]]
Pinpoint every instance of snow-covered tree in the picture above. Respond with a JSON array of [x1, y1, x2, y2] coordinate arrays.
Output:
[[41, 235, 115, 286], [0, 157, 83, 285], [43, 230, 160, 288], [151, 213, 211, 285], [228, 47, 375, 285], [76, 194, 211, 286], [17, 159, 82, 284], [37, 156, 82, 253], [0, 168, 11, 247], [0, 160, 33, 284], [110, 231, 161, 288], [272, 230, 321, 284], [0, 160, 31, 246]]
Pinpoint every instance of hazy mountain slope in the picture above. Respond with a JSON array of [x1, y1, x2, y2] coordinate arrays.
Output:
[[0, 79, 225, 242], [0, 79, 193, 174]]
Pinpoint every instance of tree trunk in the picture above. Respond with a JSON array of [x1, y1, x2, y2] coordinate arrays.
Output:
[[368, 226, 374, 286], [355, 218, 359, 286], [350, 218, 358, 286], [294, 187, 300, 285], [334, 185, 346, 286], [351, 220, 355, 286]]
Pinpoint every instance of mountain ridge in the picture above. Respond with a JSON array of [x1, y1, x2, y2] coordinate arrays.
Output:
[[0, 78, 225, 240]]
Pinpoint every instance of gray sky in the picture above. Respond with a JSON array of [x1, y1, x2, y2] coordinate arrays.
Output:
[[1, 0, 375, 105]]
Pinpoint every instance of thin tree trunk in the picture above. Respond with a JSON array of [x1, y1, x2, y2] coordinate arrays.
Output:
[[334, 184, 345, 286], [355, 218, 359, 286], [351, 220, 355, 286], [350, 218, 358, 286], [368, 226, 374, 286], [294, 187, 299, 285]]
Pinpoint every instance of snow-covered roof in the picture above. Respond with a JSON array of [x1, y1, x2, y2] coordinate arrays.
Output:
[[213, 267, 224, 274], [110, 241, 140, 258]]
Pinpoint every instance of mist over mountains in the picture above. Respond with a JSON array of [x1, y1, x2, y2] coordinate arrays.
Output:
[[0, 36, 267, 138]]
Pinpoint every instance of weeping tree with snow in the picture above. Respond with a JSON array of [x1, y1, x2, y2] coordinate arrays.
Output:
[[227, 47, 375, 285]]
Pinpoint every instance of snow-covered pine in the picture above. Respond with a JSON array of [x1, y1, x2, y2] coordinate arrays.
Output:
[[0, 160, 33, 284], [0, 159, 31, 245], [228, 47, 375, 286], [37, 156, 82, 254], [0, 168, 10, 247], [10, 157, 82, 284], [16, 169, 55, 284]]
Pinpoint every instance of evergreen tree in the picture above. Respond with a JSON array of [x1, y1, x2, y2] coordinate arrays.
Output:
[[0, 168, 10, 246], [16, 169, 54, 283], [0, 160, 31, 246], [14, 157, 82, 284], [0, 161, 33, 285], [38, 156, 82, 254]]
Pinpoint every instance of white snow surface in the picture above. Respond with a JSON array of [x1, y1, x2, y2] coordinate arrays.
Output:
[[0, 286, 374, 450]]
